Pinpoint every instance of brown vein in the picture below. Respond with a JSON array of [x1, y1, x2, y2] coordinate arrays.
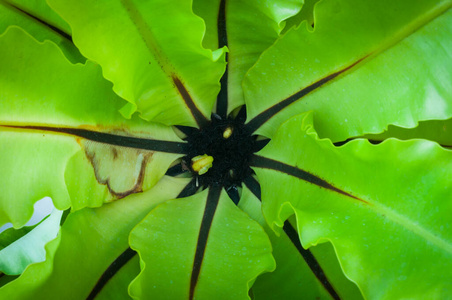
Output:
[[250, 155, 369, 204], [120, 0, 208, 127], [245, 56, 368, 133], [173, 76, 209, 127], [2, 1, 72, 42]]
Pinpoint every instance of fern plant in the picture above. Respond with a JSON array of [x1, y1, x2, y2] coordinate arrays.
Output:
[[0, 0, 451, 299]]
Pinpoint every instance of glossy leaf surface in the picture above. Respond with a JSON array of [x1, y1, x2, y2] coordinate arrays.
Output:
[[0, 0, 83, 63], [129, 188, 275, 299], [0, 27, 182, 227], [238, 188, 362, 300], [48, 0, 226, 127], [254, 112, 452, 299], [0, 177, 189, 299], [245, 0, 452, 141], [0, 209, 62, 275], [226, 0, 303, 113], [194, 0, 303, 116], [0, 0, 451, 299]]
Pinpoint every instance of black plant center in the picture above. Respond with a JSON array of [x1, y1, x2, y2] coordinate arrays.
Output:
[[184, 112, 258, 190]]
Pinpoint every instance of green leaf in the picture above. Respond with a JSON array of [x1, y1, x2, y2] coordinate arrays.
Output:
[[129, 187, 275, 299], [227, 0, 303, 114], [0, 27, 182, 227], [239, 185, 362, 300], [0, 0, 84, 63], [0, 208, 62, 275], [244, 0, 452, 141], [309, 240, 364, 300], [194, 0, 303, 116], [0, 176, 189, 298], [1, 0, 451, 298], [0, 225, 35, 251], [253, 112, 452, 299], [48, 0, 226, 127], [0, 232, 61, 292]]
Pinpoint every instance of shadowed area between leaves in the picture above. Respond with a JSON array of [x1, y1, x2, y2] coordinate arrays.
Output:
[[177, 179, 198, 198]]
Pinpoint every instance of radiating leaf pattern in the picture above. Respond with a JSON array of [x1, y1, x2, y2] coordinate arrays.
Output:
[[245, 0, 452, 140], [129, 188, 275, 300], [0, 0, 451, 299], [254, 112, 452, 298]]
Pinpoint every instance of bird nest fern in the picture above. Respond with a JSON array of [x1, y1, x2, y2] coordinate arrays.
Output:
[[0, 0, 451, 299]]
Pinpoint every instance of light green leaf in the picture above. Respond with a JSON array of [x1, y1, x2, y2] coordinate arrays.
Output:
[[0, 232, 61, 293], [0, 0, 84, 63], [191, 0, 221, 50], [309, 240, 364, 300], [239, 186, 362, 300], [193, 0, 303, 115], [244, 0, 452, 141], [0, 208, 62, 275], [0, 27, 182, 228], [96, 254, 140, 300], [254, 112, 452, 299], [129, 187, 275, 299], [0, 176, 189, 299], [226, 0, 303, 114], [48, 0, 226, 127]]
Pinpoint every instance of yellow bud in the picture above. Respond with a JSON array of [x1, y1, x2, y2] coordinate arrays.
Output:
[[191, 154, 214, 175], [223, 127, 233, 139]]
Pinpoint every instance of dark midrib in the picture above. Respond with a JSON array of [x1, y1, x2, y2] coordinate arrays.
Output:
[[216, 0, 229, 119], [283, 222, 341, 300], [243, 175, 261, 200], [1, 125, 187, 154], [190, 186, 222, 300], [5, 2, 72, 42], [119, 0, 208, 128], [250, 155, 368, 204], [243, 175, 340, 299], [175, 125, 197, 137], [87, 247, 136, 300], [246, 57, 367, 133], [177, 179, 198, 198], [173, 77, 209, 128]]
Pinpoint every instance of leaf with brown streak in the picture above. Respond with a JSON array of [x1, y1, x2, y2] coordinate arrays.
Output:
[[83, 140, 153, 199]]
